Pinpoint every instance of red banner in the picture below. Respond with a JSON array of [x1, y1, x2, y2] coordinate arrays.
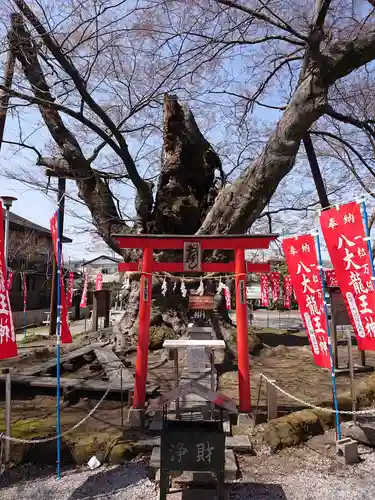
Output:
[[95, 272, 103, 291], [23, 274, 27, 312], [50, 213, 72, 344], [270, 271, 281, 302], [325, 269, 339, 288], [67, 272, 74, 308], [283, 275, 293, 309], [80, 270, 88, 308], [0, 202, 17, 359], [6, 270, 13, 291], [260, 274, 269, 307], [224, 286, 231, 310], [282, 235, 330, 368], [320, 202, 375, 350]]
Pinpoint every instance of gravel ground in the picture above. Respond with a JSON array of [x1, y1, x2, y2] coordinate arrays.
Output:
[[1, 447, 375, 500]]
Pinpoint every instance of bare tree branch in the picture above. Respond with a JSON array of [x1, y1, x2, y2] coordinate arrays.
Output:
[[311, 130, 375, 178], [216, 0, 308, 41], [325, 104, 375, 140], [13, 0, 152, 204]]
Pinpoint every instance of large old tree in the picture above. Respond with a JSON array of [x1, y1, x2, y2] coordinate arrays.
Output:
[[1, 0, 375, 340]]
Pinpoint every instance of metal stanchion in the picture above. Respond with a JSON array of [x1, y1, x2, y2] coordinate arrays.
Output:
[[347, 331, 357, 424], [2, 368, 11, 463]]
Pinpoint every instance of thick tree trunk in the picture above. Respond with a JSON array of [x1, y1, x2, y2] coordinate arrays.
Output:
[[149, 94, 222, 234]]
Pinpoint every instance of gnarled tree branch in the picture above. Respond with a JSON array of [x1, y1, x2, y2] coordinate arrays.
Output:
[[8, 13, 128, 252], [13, 0, 152, 208]]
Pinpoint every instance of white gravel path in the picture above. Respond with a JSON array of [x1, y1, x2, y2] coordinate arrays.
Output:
[[1, 452, 375, 500], [0, 461, 158, 500]]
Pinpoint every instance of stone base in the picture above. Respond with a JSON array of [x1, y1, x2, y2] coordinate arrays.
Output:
[[128, 408, 145, 428], [237, 413, 255, 427], [336, 437, 360, 465]]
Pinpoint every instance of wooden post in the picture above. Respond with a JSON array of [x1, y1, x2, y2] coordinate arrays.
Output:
[[235, 248, 251, 413], [133, 247, 153, 409], [92, 292, 99, 332], [0, 49, 15, 152], [347, 331, 357, 424], [104, 290, 110, 328], [174, 349, 180, 419], [49, 177, 66, 336], [2, 368, 11, 463]]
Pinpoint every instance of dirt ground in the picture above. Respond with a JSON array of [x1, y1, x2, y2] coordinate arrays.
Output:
[[0, 326, 374, 457]]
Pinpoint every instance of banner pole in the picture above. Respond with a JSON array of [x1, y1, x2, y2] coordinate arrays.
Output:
[[56, 205, 62, 480], [361, 201, 375, 283], [315, 233, 341, 440]]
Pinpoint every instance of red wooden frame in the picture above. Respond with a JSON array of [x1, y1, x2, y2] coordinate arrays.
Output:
[[118, 261, 271, 273], [114, 234, 275, 250], [114, 233, 278, 413]]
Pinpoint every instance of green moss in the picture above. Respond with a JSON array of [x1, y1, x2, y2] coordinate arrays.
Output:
[[0, 415, 55, 439], [258, 374, 375, 453], [68, 432, 122, 464], [149, 325, 175, 350], [108, 441, 137, 464]]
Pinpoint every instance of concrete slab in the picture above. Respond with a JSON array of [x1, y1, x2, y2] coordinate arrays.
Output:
[[237, 413, 255, 427], [165, 489, 229, 500], [187, 327, 213, 334], [128, 408, 144, 428], [225, 435, 252, 453], [94, 346, 134, 385], [163, 340, 225, 349]]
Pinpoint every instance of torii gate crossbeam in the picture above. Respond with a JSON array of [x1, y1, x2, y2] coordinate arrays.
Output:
[[113, 233, 278, 414]]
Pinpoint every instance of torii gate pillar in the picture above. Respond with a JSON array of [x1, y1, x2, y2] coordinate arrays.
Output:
[[235, 248, 251, 413], [133, 247, 153, 409]]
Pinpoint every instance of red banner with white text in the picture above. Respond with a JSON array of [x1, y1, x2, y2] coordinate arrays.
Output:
[[23, 274, 27, 313], [224, 286, 231, 310], [67, 272, 74, 308], [283, 275, 293, 309], [270, 272, 281, 302], [50, 213, 72, 344], [95, 272, 103, 291], [260, 274, 269, 307], [320, 202, 375, 350], [325, 269, 339, 288], [80, 270, 88, 308], [282, 235, 330, 368], [0, 202, 17, 359], [6, 270, 13, 291]]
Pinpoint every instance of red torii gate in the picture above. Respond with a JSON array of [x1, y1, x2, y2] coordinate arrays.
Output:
[[113, 233, 277, 413]]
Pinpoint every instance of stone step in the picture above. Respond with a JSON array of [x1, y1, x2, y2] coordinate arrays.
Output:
[[152, 449, 238, 483], [180, 368, 215, 378], [162, 489, 229, 500], [187, 327, 213, 334], [136, 434, 251, 454]]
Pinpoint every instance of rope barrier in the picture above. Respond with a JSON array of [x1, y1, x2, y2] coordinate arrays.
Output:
[[126, 270, 247, 282], [0, 374, 117, 444], [261, 373, 375, 416]]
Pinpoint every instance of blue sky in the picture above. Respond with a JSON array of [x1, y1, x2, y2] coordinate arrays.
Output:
[[0, 122, 110, 260]]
